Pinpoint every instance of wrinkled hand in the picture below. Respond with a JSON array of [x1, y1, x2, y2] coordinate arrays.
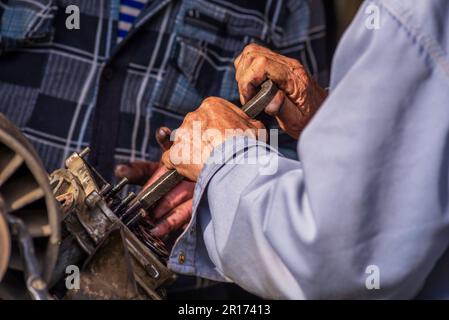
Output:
[[235, 43, 327, 139], [115, 127, 195, 238], [162, 97, 265, 182]]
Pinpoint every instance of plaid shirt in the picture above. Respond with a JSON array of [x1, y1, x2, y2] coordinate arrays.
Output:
[[0, 0, 328, 180]]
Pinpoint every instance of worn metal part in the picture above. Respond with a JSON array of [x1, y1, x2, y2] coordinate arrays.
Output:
[[65, 227, 144, 300], [65, 227, 170, 300], [0, 113, 174, 300], [49, 148, 175, 299], [122, 170, 183, 225], [0, 113, 61, 299], [125, 80, 279, 225], [7, 214, 52, 300]]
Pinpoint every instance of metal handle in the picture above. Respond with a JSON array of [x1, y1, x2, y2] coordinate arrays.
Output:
[[124, 80, 279, 222]]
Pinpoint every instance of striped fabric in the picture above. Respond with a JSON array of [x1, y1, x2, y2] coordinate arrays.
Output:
[[118, 0, 149, 43], [0, 0, 329, 179]]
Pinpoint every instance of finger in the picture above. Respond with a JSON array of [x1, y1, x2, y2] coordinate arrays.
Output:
[[235, 43, 272, 84], [235, 47, 250, 83], [264, 90, 286, 116], [155, 126, 173, 151], [142, 165, 168, 189], [275, 97, 303, 139], [239, 53, 301, 104], [218, 98, 257, 123], [234, 51, 243, 71], [114, 161, 160, 186], [235, 53, 256, 104], [151, 199, 193, 237], [234, 43, 266, 69], [238, 55, 269, 104], [213, 99, 265, 137], [249, 119, 266, 131], [161, 150, 175, 170], [235, 47, 258, 83], [153, 180, 195, 219]]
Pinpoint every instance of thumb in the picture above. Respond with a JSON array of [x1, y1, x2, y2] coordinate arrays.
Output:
[[156, 126, 173, 151]]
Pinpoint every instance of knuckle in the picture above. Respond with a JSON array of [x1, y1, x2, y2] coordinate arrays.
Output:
[[185, 111, 196, 120], [244, 43, 259, 54], [159, 220, 170, 232], [234, 54, 242, 67], [288, 58, 303, 70], [240, 86, 250, 98], [166, 217, 176, 230], [264, 108, 278, 116], [254, 55, 267, 65], [201, 96, 219, 108], [162, 152, 172, 165]]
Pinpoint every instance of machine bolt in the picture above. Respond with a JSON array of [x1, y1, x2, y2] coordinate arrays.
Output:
[[108, 178, 129, 198], [114, 192, 136, 215], [78, 147, 91, 159], [99, 184, 112, 197]]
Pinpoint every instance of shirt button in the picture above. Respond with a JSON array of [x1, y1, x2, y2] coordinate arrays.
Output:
[[103, 67, 113, 80], [178, 252, 186, 264]]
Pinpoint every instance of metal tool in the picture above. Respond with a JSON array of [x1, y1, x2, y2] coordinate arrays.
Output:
[[123, 80, 279, 225]]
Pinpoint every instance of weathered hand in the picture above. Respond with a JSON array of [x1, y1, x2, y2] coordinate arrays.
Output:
[[161, 97, 265, 182], [235, 43, 327, 139], [115, 127, 195, 238]]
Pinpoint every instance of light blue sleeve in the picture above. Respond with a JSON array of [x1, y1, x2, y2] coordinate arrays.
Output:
[[168, 0, 449, 299]]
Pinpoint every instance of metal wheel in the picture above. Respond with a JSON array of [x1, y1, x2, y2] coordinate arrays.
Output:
[[0, 113, 60, 294]]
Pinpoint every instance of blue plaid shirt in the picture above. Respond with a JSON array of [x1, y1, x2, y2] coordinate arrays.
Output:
[[0, 0, 328, 180]]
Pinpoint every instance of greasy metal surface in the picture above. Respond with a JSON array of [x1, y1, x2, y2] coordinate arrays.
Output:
[[63, 225, 173, 300], [0, 113, 60, 292], [0, 196, 10, 281], [129, 80, 279, 218], [64, 152, 99, 197], [51, 154, 113, 244], [50, 148, 174, 299], [122, 224, 174, 291], [65, 228, 142, 300]]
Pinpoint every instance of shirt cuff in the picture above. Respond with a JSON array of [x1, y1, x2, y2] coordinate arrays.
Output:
[[167, 135, 281, 282]]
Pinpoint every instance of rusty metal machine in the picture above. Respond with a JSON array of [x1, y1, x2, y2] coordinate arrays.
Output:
[[0, 113, 174, 300]]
